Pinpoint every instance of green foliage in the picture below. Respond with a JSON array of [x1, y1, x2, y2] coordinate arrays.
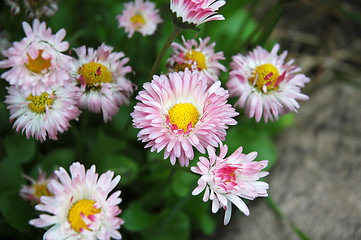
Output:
[[4, 135, 35, 164], [172, 169, 198, 197], [0, 190, 33, 232], [123, 202, 160, 232]]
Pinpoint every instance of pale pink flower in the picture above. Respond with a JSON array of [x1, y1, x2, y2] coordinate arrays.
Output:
[[71, 43, 134, 122], [0, 19, 72, 95], [5, 0, 20, 15], [131, 69, 238, 167], [20, 168, 57, 204], [30, 162, 123, 240], [116, 0, 162, 38], [191, 143, 269, 225], [227, 43, 310, 122], [24, 0, 58, 19], [167, 36, 226, 86], [5, 82, 81, 142], [170, 0, 226, 27]]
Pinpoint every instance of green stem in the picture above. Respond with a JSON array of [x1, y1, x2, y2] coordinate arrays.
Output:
[[148, 26, 183, 81], [241, 0, 282, 50]]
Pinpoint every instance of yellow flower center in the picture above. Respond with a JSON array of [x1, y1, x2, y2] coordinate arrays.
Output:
[[168, 103, 199, 132], [130, 14, 145, 29], [68, 199, 101, 233], [80, 62, 112, 89], [249, 63, 280, 92], [26, 50, 51, 74], [33, 182, 52, 199], [27, 92, 54, 114], [174, 50, 207, 71]]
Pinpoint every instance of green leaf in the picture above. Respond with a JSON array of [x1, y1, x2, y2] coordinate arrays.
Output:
[[111, 104, 134, 134], [88, 130, 127, 162], [0, 159, 25, 193], [4, 134, 36, 164], [149, 211, 191, 240], [36, 148, 75, 174], [0, 189, 33, 232], [199, 213, 217, 235], [97, 154, 138, 186], [172, 170, 198, 197], [224, 123, 278, 171], [184, 193, 216, 235], [245, 134, 278, 171], [123, 202, 159, 232], [205, 8, 257, 56]]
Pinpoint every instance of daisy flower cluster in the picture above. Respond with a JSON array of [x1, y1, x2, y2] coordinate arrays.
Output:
[[0, 0, 314, 238], [0, 19, 134, 141], [129, 0, 309, 226], [0, 19, 80, 142]]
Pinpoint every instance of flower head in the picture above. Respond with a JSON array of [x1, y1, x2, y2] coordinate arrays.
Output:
[[0, 19, 72, 95], [5, 0, 20, 15], [24, 0, 58, 19], [5, 82, 80, 142], [191, 144, 269, 225], [20, 168, 57, 204], [170, 0, 226, 28], [227, 43, 310, 122], [30, 162, 123, 240], [116, 0, 162, 38], [131, 69, 238, 167], [167, 36, 226, 86], [5, 0, 58, 18], [71, 43, 134, 122]]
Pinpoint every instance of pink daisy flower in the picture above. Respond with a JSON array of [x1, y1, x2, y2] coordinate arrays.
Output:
[[131, 68, 238, 167], [191, 143, 269, 225], [0, 19, 72, 95], [227, 43, 310, 122], [116, 0, 162, 38], [167, 36, 226, 86], [71, 43, 134, 122], [170, 0, 226, 27], [30, 162, 123, 240], [20, 168, 57, 204], [5, 82, 81, 142]]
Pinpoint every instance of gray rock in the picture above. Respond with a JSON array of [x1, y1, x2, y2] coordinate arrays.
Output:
[[271, 81, 361, 240]]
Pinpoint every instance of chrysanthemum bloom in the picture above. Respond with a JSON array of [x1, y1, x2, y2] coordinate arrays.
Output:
[[0, 19, 72, 95], [227, 43, 310, 122], [20, 168, 56, 204], [131, 69, 238, 167], [116, 0, 162, 38], [71, 43, 133, 122], [24, 0, 58, 19], [167, 36, 226, 86], [30, 162, 123, 240], [5, 82, 81, 142], [170, 0, 226, 28], [191, 144, 269, 225]]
